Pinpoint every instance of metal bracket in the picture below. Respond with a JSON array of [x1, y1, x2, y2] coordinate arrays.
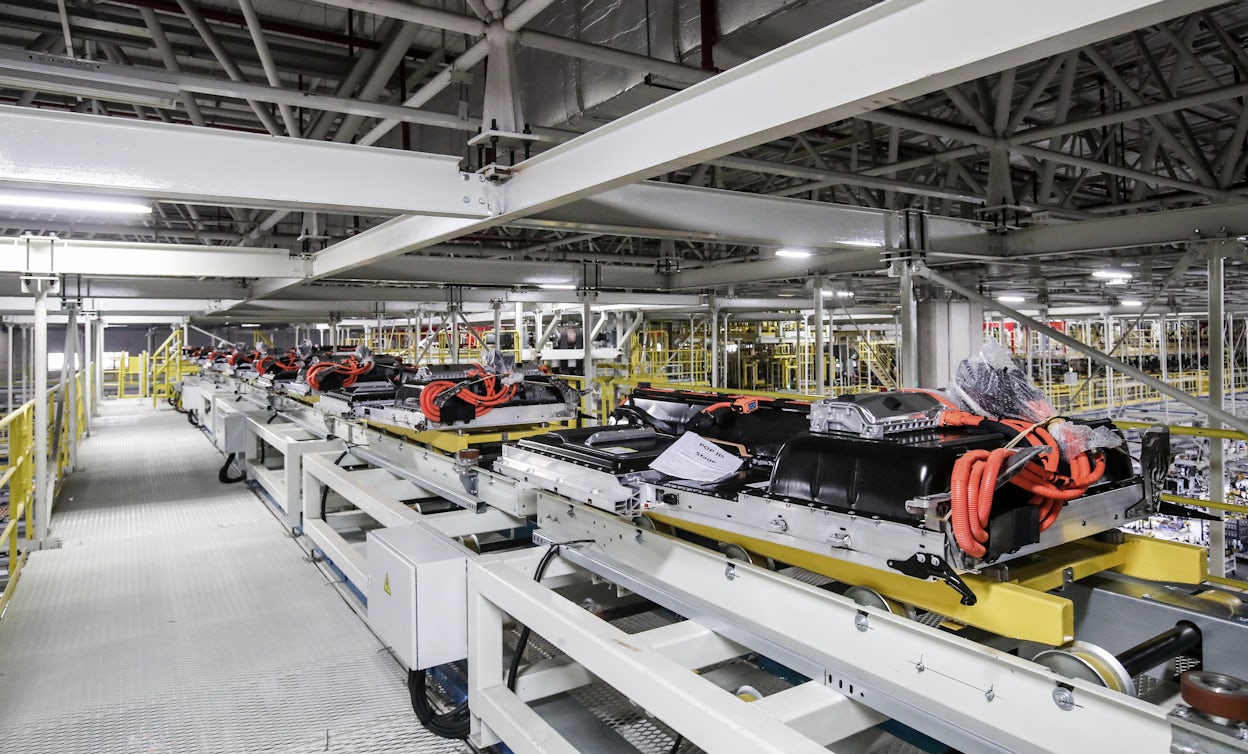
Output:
[[887, 552, 978, 606]]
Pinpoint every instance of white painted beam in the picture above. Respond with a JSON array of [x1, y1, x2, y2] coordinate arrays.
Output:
[[0, 105, 488, 216], [0, 237, 300, 278]]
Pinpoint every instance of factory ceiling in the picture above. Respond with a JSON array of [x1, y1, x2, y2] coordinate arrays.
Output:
[[0, 0, 1245, 321]]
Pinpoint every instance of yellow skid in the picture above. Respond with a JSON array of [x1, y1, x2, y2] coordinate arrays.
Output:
[[647, 513, 1207, 646]]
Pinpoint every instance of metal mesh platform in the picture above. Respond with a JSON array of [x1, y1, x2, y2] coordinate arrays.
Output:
[[0, 400, 462, 754]]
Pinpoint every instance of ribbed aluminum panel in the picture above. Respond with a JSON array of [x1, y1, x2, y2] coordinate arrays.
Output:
[[0, 400, 461, 754]]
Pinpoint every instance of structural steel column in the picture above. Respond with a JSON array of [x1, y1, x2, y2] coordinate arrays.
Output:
[[899, 264, 919, 388], [1209, 247, 1227, 578], [64, 305, 78, 472], [709, 309, 719, 388], [814, 278, 826, 394], [5, 322, 12, 415], [83, 314, 92, 435], [32, 280, 49, 544]]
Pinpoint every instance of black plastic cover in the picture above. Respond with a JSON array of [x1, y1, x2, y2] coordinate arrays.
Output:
[[768, 430, 1001, 522]]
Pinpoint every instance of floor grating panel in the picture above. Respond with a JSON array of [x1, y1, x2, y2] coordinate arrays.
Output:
[[0, 400, 462, 754]]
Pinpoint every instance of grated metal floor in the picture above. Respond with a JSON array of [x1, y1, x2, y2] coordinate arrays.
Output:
[[0, 400, 462, 754]]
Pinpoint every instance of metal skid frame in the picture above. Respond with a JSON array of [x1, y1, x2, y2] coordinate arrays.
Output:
[[244, 418, 342, 529], [300, 448, 529, 593], [470, 493, 1184, 754]]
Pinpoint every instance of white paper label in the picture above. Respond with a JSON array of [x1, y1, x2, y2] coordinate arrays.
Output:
[[648, 432, 743, 482]]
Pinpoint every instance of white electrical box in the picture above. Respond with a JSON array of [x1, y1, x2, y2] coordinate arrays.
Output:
[[367, 523, 469, 670], [211, 396, 255, 454]]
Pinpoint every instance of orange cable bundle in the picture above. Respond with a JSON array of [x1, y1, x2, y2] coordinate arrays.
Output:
[[943, 412, 1107, 558]]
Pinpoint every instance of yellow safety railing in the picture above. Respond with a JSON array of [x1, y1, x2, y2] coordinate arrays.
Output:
[[103, 352, 146, 398], [150, 330, 185, 406], [0, 366, 91, 616]]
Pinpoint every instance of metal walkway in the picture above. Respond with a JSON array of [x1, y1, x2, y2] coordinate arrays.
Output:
[[0, 400, 462, 754]]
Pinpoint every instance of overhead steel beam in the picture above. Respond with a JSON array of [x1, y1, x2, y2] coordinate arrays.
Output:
[[1, 237, 299, 278], [337, 255, 664, 289], [301, 0, 487, 36], [356, 0, 557, 146], [287, 0, 1219, 298], [0, 297, 241, 314], [710, 155, 987, 204], [516, 30, 713, 86], [0, 105, 487, 216], [669, 250, 884, 289], [994, 202, 1248, 255], [529, 182, 925, 250], [0, 49, 475, 133]]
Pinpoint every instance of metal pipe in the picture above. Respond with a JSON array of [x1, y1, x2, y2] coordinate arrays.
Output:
[[915, 264, 1248, 437], [237, 0, 301, 137], [1210, 248, 1227, 578], [1117, 622, 1201, 678], [174, 0, 284, 136], [32, 282, 49, 544]]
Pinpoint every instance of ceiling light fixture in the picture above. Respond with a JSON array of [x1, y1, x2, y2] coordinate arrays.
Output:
[[0, 189, 151, 215], [1120, 299, 1143, 307], [997, 295, 1026, 303], [1091, 268, 1132, 280], [775, 248, 812, 258], [537, 283, 577, 290], [241, 323, 260, 328], [839, 240, 884, 248]]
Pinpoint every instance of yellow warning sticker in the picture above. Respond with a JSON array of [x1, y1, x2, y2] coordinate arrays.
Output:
[[383, 573, 391, 596]]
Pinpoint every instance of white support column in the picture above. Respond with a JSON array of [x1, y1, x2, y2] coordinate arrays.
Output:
[[898, 264, 919, 389], [1209, 245, 1227, 578], [32, 278, 50, 544], [582, 298, 595, 386], [83, 314, 92, 435], [813, 278, 826, 394], [64, 305, 78, 472], [94, 320, 104, 409], [5, 322, 11, 415], [710, 307, 720, 388]]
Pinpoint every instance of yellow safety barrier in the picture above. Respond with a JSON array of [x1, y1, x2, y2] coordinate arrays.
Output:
[[0, 366, 91, 617]]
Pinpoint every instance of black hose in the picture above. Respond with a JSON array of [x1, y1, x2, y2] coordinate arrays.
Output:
[[506, 544, 564, 692], [186, 409, 200, 427], [668, 734, 684, 754], [217, 452, 246, 484], [408, 668, 470, 739]]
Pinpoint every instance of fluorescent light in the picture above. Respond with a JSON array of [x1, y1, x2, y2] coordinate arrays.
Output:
[[1091, 269, 1132, 280], [1121, 299, 1143, 307], [997, 295, 1026, 303], [241, 323, 260, 328], [0, 190, 150, 215], [1105, 278, 1127, 286], [538, 283, 577, 290], [775, 248, 812, 258], [839, 240, 884, 248], [822, 289, 855, 298]]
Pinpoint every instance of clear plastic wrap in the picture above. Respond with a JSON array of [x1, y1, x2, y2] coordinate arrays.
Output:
[[950, 338, 1055, 423], [1049, 421, 1124, 457], [951, 339, 1123, 459]]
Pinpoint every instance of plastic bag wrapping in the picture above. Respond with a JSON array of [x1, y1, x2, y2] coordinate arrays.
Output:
[[950, 339, 1056, 423], [1049, 422, 1124, 458]]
